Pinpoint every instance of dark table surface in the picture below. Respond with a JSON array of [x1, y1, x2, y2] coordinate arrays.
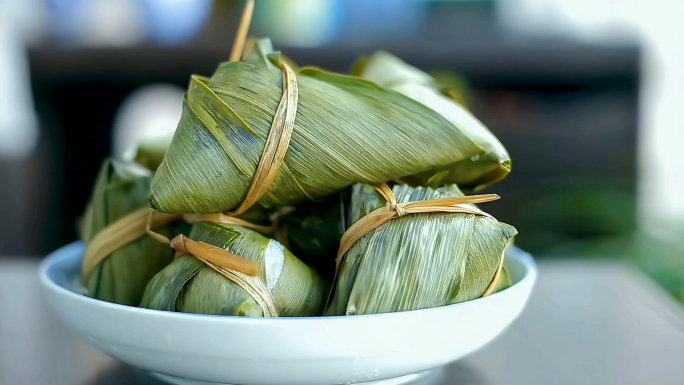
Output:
[[1, 258, 683, 385]]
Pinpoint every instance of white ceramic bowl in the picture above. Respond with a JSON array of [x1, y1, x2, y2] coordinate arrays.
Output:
[[39, 242, 536, 385]]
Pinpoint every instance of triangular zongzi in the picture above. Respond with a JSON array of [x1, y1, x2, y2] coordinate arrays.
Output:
[[140, 222, 327, 317], [149, 47, 484, 213], [328, 183, 517, 316]]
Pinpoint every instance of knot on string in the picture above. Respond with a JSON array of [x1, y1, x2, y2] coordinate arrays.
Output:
[[170, 234, 189, 257], [375, 182, 407, 217], [389, 202, 407, 217]]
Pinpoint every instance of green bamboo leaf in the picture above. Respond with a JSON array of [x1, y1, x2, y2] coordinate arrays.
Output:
[[149, 45, 483, 213], [352, 51, 511, 191], [179, 266, 265, 317], [81, 159, 178, 306], [242, 38, 278, 69], [139, 255, 205, 311], [140, 222, 327, 317], [328, 183, 517, 316], [243, 38, 299, 72]]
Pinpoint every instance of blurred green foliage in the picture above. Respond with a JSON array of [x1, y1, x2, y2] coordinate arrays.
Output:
[[511, 176, 683, 302]]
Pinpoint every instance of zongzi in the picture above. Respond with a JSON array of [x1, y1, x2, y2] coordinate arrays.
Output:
[[140, 222, 327, 317], [352, 51, 511, 191], [80, 159, 177, 306], [149, 45, 485, 214], [328, 183, 517, 316]]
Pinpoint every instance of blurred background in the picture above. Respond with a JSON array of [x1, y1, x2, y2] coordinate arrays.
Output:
[[0, 0, 682, 302]]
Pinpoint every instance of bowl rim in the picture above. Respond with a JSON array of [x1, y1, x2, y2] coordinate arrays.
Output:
[[39, 241, 537, 323]]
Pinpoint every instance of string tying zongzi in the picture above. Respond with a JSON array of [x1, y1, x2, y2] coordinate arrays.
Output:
[[82, 207, 274, 284], [170, 234, 260, 276], [228, 0, 254, 63], [82, 207, 164, 284], [224, 59, 298, 217]]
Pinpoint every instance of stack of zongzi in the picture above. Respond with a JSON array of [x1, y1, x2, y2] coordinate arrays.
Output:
[[78, 32, 518, 318]]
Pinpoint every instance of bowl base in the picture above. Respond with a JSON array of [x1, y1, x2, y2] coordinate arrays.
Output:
[[150, 368, 440, 385]]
